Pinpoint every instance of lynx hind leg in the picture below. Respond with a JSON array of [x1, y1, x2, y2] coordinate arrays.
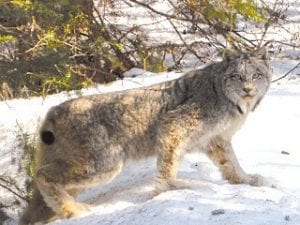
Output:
[[19, 186, 56, 225], [207, 138, 267, 186], [35, 165, 90, 219], [35, 160, 123, 219]]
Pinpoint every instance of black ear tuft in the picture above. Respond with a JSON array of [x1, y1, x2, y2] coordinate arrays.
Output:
[[223, 48, 241, 61], [41, 131, 55, 145]]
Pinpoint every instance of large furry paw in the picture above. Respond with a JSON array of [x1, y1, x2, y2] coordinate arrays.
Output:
[[153, 177, 191, 195], [229, 174, 269, 187], [247, 174, 268, 186], [153, 177, 171, 194], [169, 179, 192, 190], [61, 202, 91, 218]]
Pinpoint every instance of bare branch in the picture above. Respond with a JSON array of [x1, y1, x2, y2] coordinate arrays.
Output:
[[0, 176, 28, 202], [272, 62, 300, 83], [127, 0, 184, 21], [166, 18, 206, 61]]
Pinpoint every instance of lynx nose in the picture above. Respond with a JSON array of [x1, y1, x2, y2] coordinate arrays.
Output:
[[243, 83, 253, 93]]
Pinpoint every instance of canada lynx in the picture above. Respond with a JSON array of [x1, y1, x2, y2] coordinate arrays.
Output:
[[20, 48, 272, 224]]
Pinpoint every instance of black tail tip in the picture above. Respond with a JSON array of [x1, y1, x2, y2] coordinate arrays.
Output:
[[41, 131, 55, 145]]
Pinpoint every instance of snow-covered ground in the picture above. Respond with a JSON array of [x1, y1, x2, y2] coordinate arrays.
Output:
[[1, 0, 300, 225], [1, 59, 299, 225]]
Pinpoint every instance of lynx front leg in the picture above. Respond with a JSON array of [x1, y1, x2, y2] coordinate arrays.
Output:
[[155, 105, 201, 193], [207, 138, 266, 186], [155, 141, 182, 193]]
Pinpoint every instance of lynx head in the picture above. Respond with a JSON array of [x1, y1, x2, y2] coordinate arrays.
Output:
[[221, 48, 272, 114]]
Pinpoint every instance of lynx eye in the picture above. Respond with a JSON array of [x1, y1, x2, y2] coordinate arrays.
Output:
[[252, 73, 263, 80], [230, 73, 242, 80]]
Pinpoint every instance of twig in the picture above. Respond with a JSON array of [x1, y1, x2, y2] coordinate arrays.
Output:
[[0, 177, 28, 202], [128, 0, 185, 21], [267, 40, 300, 48], [164, 0, 224, 49], [166, 18, 205, 61], [231, 30, 256, 47], [257, 0, 277, 48], [272, 61, 300, 83]]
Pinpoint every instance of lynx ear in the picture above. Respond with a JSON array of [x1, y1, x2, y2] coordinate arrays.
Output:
[[223, 48, 240, 61], [255, 47, 269, 60]]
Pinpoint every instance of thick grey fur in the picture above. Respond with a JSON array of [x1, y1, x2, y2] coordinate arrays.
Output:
[[20, 48, 272, 225]]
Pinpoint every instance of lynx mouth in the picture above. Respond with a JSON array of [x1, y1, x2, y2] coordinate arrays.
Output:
[[242, 94, 255, 100]]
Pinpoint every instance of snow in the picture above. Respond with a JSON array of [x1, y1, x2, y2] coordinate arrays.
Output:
[[1, 0, 300, 225], [1, 61, 299, 225]]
